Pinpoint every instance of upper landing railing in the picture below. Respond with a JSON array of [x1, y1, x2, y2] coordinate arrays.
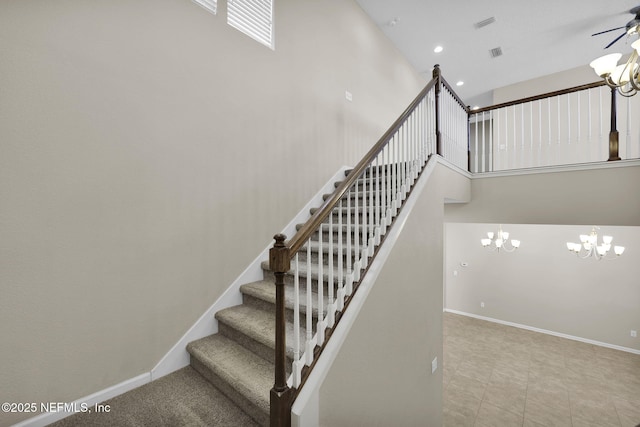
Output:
[[268, 65, 467, 426], [469, 82, 640, 172]]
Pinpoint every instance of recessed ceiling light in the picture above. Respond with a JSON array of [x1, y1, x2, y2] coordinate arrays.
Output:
[[434, 46, 443, 53], [472, 105, 479, 110], [456, 81, 464, 86]]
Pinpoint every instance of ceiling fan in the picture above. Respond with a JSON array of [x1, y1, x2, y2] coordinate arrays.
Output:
[[592, 6, 640, 49]]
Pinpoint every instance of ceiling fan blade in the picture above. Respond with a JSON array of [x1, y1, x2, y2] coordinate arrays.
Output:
[[604, 31, 627, 49], [592, 26, 626, 36]]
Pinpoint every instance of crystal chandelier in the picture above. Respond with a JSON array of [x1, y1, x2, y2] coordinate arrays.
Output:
[[481, 225, 520, 253], [566, 226, 625, 260], [590, 40, 640, 97]]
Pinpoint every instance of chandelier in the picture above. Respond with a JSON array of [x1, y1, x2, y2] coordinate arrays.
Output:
[[481, 225, 520, 253], [589, 39, 640, 97], [566, 226, 625, 260]]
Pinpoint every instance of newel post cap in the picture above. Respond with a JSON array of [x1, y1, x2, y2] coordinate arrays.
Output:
[[269, 234, 290, 273]]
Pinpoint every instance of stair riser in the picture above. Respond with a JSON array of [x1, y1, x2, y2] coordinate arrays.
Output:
[[296, 250, 357, 268], [190, 357, 269, 427], [323, 192, 376, 203], [301, 228, 371, 244], [263, 269, 340, 295], [216, 322, 296, 371], [241, 293, 319, 327], [311, 211, 386, 225], [344, 162, 417, 177]]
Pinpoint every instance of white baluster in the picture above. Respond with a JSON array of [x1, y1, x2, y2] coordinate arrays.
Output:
[[292, 253, 302, 387], [368, 160, 375, 255], [489, 110, 493, 172], [481, 112, 485, 173], [599, 86, 603, 140], [626, 95, 631, 159], [316, 225, 325, 347], [327, 207, 335, 328], [374, 156, 381, 245], [346, 187, 353, 296], [577, 91, 581, 146], [520, 103, 525, 168], [360, 167, 368, 269], [305, 240, 313, 365], [529, 101, 533, 167], [538, 101, 542, 167], [353, 168, 360, 283], [337, 197, 344, 311], [588, 89, 592, 143], [567, 92, 571, 144]]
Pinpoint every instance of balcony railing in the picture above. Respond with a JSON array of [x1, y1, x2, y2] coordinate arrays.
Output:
[[469, 82, 640, 173]]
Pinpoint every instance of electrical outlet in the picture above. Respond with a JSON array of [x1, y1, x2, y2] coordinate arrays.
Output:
[[345, 90, 353, 102], [481, 302, 485, 308], [431, 357, 438, 374], [632, 330, 637, 338]]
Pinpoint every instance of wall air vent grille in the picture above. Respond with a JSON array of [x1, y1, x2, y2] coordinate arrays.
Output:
[[475, 17, 496, 29], [489, 47, 503, 58]]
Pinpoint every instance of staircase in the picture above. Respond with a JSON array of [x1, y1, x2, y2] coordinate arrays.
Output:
[[49, 72, 452, 427], [185, 168, 375, 426]]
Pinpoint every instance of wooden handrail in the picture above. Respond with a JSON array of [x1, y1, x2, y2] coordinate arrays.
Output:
[[470, 81, 606, 114], [286, 76, 439, 255]]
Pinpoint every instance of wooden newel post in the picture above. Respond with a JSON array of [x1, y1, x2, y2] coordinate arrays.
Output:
[[608, 87, 621, 161], [433, 64, 442, 156], [269, 234, 292, 427]]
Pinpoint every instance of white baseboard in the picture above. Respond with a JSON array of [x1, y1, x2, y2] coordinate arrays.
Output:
[[151, 166, 351, 380], [11, 373, 150, 427], [444, 308, 640, 355]]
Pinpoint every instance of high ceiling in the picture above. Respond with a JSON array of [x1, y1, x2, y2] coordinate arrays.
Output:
[[356, 0, 640, 107]]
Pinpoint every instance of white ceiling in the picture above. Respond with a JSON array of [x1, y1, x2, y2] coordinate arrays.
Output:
[[356, 0, 640, 107]]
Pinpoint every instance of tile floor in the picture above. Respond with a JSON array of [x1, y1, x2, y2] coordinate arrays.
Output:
[[443, 312, 640, 427]]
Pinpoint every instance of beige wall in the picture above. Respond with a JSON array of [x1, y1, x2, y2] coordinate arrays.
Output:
[[445, 223, 640, 351], [445, 165, 640, 226], [319, 163, 470, 426], [0, 0, 425, 424]]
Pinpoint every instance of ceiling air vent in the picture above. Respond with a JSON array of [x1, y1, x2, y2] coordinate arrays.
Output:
[[474, 17, 496, 29], [489, 47, 503, 58]]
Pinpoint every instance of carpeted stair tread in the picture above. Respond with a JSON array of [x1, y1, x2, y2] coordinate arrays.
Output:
[[187, 334, 272, 422], [241, 279, 326, 317], [215, 304, 307, 359], [49, 366, 260, 427]]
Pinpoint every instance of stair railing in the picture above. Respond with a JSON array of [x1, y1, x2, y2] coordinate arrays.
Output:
[[268, 65, 469, 426]]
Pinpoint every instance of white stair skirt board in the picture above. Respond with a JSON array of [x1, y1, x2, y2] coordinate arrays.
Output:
[[291, 155, 440, 427], [151, 166, 351, 380], [12, 374, 150, 427], [444, 309, 640, 356]]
